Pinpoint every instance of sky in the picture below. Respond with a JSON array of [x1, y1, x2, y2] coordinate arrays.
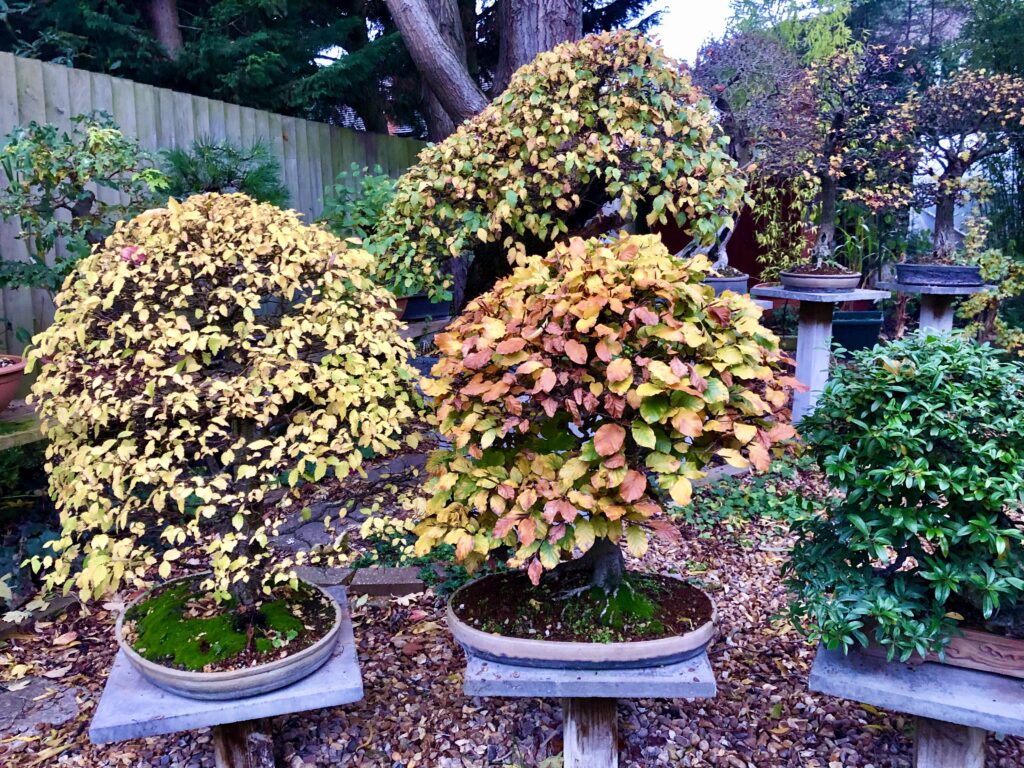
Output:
[[650, 0, 735, 64]]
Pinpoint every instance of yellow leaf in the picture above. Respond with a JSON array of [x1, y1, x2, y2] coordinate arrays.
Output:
[[669, 477, 692, 506]]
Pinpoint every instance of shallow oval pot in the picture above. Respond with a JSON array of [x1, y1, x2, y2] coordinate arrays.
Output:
[[895, 263, 982, 287], [779, 270, 861, 291], [116, 574, 343, 701], [446, 574, 717, 670], [704, 274, 749, 296]]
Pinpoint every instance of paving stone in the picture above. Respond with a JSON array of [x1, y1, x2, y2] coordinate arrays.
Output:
[[294, 522, 335, 548], [293, 566, 353, 587], [348, 566, 424, 597], [0, 678, 82, 734]]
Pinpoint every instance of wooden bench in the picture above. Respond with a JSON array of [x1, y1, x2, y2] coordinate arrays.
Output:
[[809, 645, 1024, 768]]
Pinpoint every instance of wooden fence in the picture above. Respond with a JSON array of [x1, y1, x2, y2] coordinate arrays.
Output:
[[0, 52, 425, 353]]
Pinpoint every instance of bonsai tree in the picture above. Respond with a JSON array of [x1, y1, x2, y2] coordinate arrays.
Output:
[[0, 113, 167, 296], [374, 30, 746, 306], [160, 138, 289, 207], [415, 234, 798, 591], [916, 70, 1024, 262], [786, 333, 1024, 660], [28, 193, 419, 616]]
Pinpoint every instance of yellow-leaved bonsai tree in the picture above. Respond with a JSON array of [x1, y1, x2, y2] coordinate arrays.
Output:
[[373, 30, 747, 307], [27, 193, 418, 678], [417, 234, 798, 602]]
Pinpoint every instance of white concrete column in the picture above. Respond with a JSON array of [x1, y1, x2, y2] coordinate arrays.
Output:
[[793, 301, 834, 423], [919, 295, 956, 333], [563, 698, 618, 768], [913, 717, 985, 768]]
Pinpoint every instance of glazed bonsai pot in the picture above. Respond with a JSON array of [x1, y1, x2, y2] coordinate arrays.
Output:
[[401, 293, 452, 321], [116, 575, 343, 701], [446, 573, 717, 670], [704, 274, 750, 296], [0, 355, 26, 412], [779, 270, 862, 291], [393, 296, 410, 317], [895, 263, 983, 287], [832, 311, 883, 356]]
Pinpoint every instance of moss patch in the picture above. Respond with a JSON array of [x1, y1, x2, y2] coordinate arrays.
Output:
[[124, 580, 333, 672]]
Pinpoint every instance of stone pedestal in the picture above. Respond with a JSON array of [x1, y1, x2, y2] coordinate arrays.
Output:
[[89, 587, 362, 768], [751, 285, 890, 422], [463, 652, 716, 768], [809, 645, 1024, 768], [878, 282, 994, 334]]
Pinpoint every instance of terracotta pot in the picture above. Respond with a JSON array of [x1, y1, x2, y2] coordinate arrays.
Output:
[[895, 263, 983, 287], [704, 274, 750, 296], [116, 574, 343, 700], [779, 270, 862, 291], [446, 573, 717, 670], [393, 297, 410, 317], [0, 355, 26, 412]]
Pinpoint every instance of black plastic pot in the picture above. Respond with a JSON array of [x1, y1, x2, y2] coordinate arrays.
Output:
[[703, 274, 749, 296], [832, 311, 883, 356], [895, 263, 982, 287], [401, 293, 453, 321]]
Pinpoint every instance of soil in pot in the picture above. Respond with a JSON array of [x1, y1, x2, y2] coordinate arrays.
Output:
[[121, 578, 336, 672], [453, 570, 712, 643]]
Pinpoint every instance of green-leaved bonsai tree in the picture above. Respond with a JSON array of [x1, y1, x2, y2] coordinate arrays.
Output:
[[786, 333, 1024, 659]]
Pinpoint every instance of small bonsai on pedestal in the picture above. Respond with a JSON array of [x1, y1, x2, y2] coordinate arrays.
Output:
[[902, 70, 1024, 287], [786, 333, 1024, 662], [28, 193, 418, 687], [415, 234, 798, 657]]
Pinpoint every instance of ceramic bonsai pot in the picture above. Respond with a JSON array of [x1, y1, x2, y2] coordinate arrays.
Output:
[[401, 293, 452, 321], [116, 575, 343, 701], [779, 270, 862, 291], [832, 311, 883, 355], [704, 273, 750, 296], [393, 296, 410, 317], [895, 263, 983, 287], [446, 573, 717, 670], [0, 355, 26, 412]]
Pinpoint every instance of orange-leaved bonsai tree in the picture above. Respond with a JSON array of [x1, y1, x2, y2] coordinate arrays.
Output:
[[414, 234, 799, 661]]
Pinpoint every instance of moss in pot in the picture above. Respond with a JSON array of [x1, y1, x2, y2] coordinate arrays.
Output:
[[785, 333, 1024, 671], [415, 234, 800, 669], [26, 193, 419, 699]]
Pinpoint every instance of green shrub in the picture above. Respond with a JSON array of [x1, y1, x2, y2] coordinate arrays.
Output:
[[320, 164, 396, 242], [160, 138, 288, 206], [785, 333, 1024, 660]]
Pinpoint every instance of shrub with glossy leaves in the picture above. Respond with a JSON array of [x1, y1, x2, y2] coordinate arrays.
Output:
[[29, 193, 419, 602], [415, 234, 798, 583], [786, 333, 1024, 659], [375, 31, 746, 301]]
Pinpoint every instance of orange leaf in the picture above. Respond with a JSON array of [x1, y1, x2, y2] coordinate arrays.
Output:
[[564, 339, 588, 364], [527, 558, 543, 585], [606, 358, 632, 383], [619, 470, 648, 502], [594, 423, 626, 456], [496, 337, 527, 355]]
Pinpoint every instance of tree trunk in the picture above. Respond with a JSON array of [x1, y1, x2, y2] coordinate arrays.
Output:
[[385, 0, 488, 125], [933, 187, 959, 261], [813, 175, 837, 263], [568, 538, 625, 595], [146, 0, 183, 60], [493, 0, 583, 94], [421, 0, 469, 141]]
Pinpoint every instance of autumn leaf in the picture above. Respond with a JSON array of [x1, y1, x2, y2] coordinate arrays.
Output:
[[669, 477, 693, 506], [564, 339, 588, 364], [619, 470, 648, 502], [496, 337, 527, 355], [606, 357, 633, 383], [594, 423, 626, 456]]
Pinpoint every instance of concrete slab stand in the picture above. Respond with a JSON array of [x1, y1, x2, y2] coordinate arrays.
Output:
[[877, 282, 995, 334], [463, 652, 716, 768], [89, 587, 362, 768], [750, 285, 891, 422], [809, 645, 1024, 768]]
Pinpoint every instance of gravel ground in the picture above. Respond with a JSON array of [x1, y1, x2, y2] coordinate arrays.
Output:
[[1, 469, 1022, 767]]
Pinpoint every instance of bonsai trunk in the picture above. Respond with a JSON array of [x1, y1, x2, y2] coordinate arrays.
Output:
[[812, 175, 837, 264], [713, 224, 737, 272], [228, 419, 263, 614], [933, 188, 958, 262], [560, 538, 626, 595]]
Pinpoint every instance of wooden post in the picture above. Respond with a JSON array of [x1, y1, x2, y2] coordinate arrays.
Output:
[[212, 720, 275, 768], [793, 301, 834, 423], [913, 717, 985, 768], [562, 698, 617, 768], [918, 295, 955, 334]]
